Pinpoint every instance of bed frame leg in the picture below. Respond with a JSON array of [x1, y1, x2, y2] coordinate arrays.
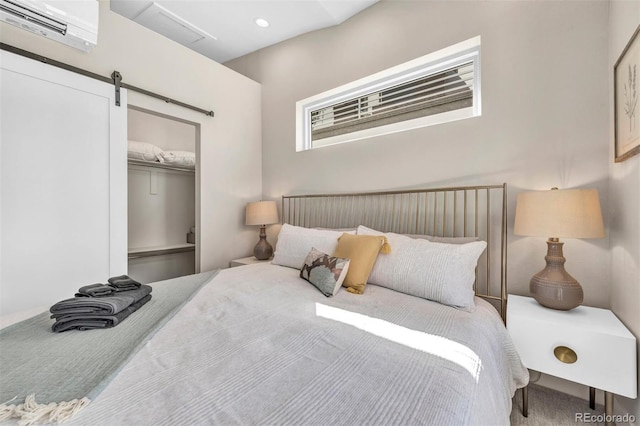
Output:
[[522, 385, 528, 417], [605, 391, 613, 426]]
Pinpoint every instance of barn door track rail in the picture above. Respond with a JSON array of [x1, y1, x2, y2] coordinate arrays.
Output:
[[1, 43, 214, 118]]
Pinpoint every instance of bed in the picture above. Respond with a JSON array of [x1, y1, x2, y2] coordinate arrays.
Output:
[[0, 184, 528, 425]]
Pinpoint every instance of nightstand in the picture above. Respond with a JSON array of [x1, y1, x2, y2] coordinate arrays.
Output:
[[507, 295, 637, 424], [229, 256, 272, 267]]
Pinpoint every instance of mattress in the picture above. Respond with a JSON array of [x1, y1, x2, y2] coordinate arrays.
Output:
[[64, 263, 528, 426]]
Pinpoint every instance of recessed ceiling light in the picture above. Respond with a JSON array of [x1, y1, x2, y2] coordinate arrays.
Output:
[[255, 18, 269, 28]]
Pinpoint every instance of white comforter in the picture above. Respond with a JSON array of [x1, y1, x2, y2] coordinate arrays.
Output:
[[69, 263, 528, 425]]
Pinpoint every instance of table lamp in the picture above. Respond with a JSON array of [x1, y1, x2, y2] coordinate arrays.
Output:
[[514, 187, 605, 310], [245, 200, 279, 260]]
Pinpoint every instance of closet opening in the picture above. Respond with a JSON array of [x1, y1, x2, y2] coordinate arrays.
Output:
[[126, 105, 200, 284]]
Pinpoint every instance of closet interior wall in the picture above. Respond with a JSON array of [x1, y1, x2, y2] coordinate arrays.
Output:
[[127, 106, 198, 284]]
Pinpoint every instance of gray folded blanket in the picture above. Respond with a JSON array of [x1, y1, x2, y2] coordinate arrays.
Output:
[[75, 283, 115, 298], [50, 285, 152, 318], [107, 275, 141, 292], [51, 294, 152, 332]]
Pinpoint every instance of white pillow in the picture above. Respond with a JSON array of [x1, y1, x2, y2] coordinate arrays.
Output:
[[404, 234, 479, 244], [272, 224, 354, 269], [127, 140, 164, 162], [159, 150, 196, 168], [357, 225, 487, 310]]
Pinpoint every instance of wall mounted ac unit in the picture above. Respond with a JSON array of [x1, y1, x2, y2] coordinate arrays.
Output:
[[0, 0, 98, 52]]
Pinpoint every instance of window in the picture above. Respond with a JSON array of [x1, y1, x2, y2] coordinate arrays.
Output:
[[296, 36, 481, 151]]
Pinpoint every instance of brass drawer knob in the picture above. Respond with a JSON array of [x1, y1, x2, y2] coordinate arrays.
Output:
[[554, 346, 578, 364]]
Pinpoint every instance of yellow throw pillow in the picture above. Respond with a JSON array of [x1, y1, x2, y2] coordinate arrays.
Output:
[[333, 233, 390, 294]]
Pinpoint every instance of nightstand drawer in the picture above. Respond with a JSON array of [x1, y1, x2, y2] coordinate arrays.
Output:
[[507, 295, 637, 399], [510, 321, 635, 397]]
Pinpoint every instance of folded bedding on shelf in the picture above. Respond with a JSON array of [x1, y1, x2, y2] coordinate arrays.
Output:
[[159, 150, 195, 168], [51, 295, 152, 332], [127, 140, 164, 162]]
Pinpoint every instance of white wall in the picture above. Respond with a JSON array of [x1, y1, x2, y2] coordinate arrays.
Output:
[[226, 0, 611, 308], [609, 0, 640, 419], [0, 0, 262, 272], [127, 108, 196, 152], [128, 166, 195, 249]]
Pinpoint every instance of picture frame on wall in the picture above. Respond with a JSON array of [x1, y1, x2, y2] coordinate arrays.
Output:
[[615, 25, 640, 163]]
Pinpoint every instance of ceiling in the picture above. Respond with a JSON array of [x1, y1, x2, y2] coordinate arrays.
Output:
[[110, 0, 379, 63]]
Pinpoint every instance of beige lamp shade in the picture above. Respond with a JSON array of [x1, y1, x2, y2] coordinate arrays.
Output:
[[245, 201, 279, 226], [514, 188, 605, 239], [513, 187, 605, 311]]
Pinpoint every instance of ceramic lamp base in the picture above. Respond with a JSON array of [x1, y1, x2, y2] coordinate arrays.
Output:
[[253, 226, 273, 260], [529, 239, 583, 311]]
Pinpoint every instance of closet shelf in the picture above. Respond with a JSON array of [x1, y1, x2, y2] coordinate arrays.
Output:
[[127, 159, 195, 173], [128, 243, 195, 259]]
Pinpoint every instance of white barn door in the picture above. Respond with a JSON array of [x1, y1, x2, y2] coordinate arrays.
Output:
[[0, 51, 127, 315]]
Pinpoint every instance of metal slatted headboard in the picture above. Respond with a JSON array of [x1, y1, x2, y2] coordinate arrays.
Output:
[[282, 183, 508, 322]]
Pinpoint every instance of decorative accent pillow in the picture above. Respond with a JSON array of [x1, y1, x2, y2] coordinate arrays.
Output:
[[357, 225, 487, 310], [272, 224, 354, 269], [127, 140, 164, 162], [332, 233, 390, 294], [300, 248, 350, 297]]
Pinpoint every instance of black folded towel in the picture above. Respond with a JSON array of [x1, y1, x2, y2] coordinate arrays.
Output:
[[107, 275, 141, 292], [51, 294, 152, 332], [75, 283, 115, 298], [50, 285, 152, 317]]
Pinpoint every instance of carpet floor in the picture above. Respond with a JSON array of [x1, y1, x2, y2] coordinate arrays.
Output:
[[510, 384, 606, 426]]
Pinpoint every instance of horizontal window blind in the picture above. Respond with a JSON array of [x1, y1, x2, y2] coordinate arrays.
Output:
[[311, 62, 474, 142]]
